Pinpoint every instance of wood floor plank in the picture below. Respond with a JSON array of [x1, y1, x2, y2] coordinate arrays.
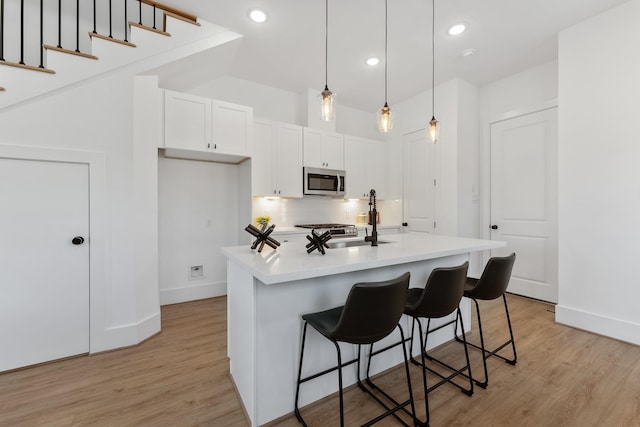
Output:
[[0, 295, 639, 426]]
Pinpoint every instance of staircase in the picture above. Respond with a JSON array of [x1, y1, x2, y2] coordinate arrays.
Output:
[[0, 0, 241, 110]]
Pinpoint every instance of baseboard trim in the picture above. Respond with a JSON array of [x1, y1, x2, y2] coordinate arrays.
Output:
[[160, 281, 227, 306], [91, 311, 161, 353], [555, 305, 640, 346]]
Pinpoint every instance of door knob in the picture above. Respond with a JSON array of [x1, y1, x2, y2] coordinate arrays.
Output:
[[72, 236, 85, 245], [490, 225, 498, 230]]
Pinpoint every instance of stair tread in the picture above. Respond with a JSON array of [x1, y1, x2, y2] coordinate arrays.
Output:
[[0, 60, 56, 74], [43, 45, 99, 60], [88, 32, 137, 48], [129, 22, 171, 37]]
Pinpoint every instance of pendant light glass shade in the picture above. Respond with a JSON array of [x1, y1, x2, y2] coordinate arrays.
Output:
[[429, 115, 439, 143], [320, 85, 335, 121], [320, 0, 335, 122], [378, 0, 393, 133], [378, 102, 393, 132]]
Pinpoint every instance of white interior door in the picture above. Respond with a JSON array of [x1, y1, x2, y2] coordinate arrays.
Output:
[[403, 129, 436, 233], [0, 158, 89, 372], [490, 108, 558, 303]]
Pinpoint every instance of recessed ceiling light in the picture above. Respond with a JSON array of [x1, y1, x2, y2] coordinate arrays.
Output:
[[461, 48, 475, 58], [447, 23, 467, 36], [365, 57, 380, 66], [248, 9, 268, 23]]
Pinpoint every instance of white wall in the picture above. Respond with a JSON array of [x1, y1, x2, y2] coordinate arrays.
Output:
[[158, 156, 240, 305], [192, 76, 301, 125], [555, 0, 640, 345]]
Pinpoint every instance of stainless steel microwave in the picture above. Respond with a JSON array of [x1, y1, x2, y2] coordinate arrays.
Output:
[[303, 167, 346, 197]]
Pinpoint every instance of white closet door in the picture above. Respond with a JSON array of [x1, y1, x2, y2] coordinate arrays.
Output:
[[0, 158, 89, 372], [490, 107, 558, 303], [403, 129, 436, 233]]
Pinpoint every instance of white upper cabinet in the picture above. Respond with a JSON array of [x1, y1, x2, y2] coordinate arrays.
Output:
[[212, 100, 253, 156], [252, 120, 303, 198], [164, 90, 212, 151], [344, 136, 386, 199], [163, 90, 253, 161], [303, 128, 344, 170]]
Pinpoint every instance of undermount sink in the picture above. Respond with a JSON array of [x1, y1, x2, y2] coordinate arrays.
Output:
[[327, 239, 391, 249]]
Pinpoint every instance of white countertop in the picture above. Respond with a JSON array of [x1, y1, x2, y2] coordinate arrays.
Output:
[[223, 232, 505, 285]]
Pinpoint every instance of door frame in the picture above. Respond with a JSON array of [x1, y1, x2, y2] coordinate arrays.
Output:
[[0, 143, 106, 353], [480, 99, 557, 267]]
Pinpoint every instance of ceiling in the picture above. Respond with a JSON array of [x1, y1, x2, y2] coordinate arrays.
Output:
[[155, 0, 629, 113]]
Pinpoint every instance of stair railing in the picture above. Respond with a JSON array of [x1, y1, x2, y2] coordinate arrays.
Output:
[[0, 0, 197, 74]]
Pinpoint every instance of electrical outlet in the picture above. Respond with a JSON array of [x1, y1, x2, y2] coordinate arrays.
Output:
[[189, 265, 204, 280]]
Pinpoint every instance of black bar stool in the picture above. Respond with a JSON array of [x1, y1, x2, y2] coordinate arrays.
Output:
[[455, 253, 517, 388], [404, 262, 473, 426], [294, 272, 416, 427]]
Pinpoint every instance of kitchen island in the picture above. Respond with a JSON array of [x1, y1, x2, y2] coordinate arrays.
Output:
[[223, 232, 505, 426]]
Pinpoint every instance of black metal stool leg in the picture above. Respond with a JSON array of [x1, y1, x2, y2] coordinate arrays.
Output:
[[503, 294, 518, 365], [334, 341, 344, 427], [456, 307, 474, 395], [295, 322, 309, 426]]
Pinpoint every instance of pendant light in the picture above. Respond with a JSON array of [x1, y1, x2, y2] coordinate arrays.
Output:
[[429, 0, 439, 143], [320, 0, 335, 121], [377, 0, 393, 133]]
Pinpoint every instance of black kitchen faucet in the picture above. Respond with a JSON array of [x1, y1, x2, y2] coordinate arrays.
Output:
[[364, 189, 378, 246]]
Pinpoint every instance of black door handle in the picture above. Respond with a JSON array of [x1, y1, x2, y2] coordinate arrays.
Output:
[[72, 236, 85, 245], [490, 225, 498, 230]]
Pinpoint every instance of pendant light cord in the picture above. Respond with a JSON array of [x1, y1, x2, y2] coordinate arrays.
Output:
[[431, 0, 435, 115], [325, 0, 328, 87], [384, 0, 388, 104]]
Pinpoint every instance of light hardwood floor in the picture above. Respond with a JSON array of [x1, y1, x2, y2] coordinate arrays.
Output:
[[1, 295, 639, 426]]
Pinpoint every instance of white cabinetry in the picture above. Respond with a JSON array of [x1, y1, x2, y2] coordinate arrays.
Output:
[[303, 128, 344, 170], [252, 120, 303, 198], [164, 90, 253, 162], [344, 136, 386, 199], [164, 90, 211, 151]]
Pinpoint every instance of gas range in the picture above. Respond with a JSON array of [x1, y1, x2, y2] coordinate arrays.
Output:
[[294, 223, 358, 238]]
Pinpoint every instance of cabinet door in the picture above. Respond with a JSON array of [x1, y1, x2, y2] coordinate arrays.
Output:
[[302, 128, 324, 168], [365, 140, 386, 199], [164, 90, 211, 151], [323, 133, 344, 170], [274, 124, 303, 198], [344, 137, 366, 199], [252, 120, 275, 197], [212, 101, 253, 156]]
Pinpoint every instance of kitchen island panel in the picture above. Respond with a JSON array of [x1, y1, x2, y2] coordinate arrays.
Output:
[[228, 252, 472, 426]]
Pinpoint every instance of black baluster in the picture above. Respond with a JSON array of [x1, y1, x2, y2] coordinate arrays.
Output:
[[39, 0, 44, 67], [92, 0, 96, 33], [152, 4, 156, 29], [19, 0, 24, 64], [109, 0, 113, 38], [138, 0, 142, 25], [124, 0, 128, 42], [1, 0, 4, 61], [75, 0, 80, 52], [57, 0, 61, 48]]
